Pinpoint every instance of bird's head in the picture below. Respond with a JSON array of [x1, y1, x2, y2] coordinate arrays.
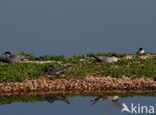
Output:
[[47, 66, 54, 69], [112, 54, 118, 61], [112, 95, 119, 102], [139, 48, 143, 51], [112, 54, 117, 57], [44, 65, 54, 73], [3, 51, 11, 56]]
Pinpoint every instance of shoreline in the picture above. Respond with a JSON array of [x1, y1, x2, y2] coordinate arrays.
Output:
[[0, 76, 156, 95]]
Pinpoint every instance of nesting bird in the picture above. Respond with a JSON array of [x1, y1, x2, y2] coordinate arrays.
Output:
[[45, 95, 70, 104], [92, 54, 118, 63], [44, 66, 69, 75], [3, 51, 29, 63], [137, 48, 145, 54]]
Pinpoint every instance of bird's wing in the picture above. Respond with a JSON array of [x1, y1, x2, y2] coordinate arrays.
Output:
[[90, 96, 102, 102], [55, 68, 67, 74], [94, 56, 110, 62], [10, 55, 16, 59], [90, 96, 102, 105], [18, 55, 27, 59], [96, 56, 107, 61], [95, 56, 114, 63], [90, 96, 109, 105]]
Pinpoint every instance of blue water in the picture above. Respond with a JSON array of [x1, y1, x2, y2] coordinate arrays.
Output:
[[0, 96, 156, 115], [0, 0, 156, 56]]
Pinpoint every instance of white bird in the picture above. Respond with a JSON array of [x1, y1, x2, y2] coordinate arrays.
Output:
[[137, 48, 145, 54], [93, 54, 118, 63]]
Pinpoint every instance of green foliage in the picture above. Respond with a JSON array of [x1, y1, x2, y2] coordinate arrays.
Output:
[[0, 56, 8, 62], [0, 63, 45, 82], [30, 55, 65, 61], [87, 52, 127, 58], [16, 52, 31, 56], [64, 57, 156, 78], [0, 53, 156, 82]]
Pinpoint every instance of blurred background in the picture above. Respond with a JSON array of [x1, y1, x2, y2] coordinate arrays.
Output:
[[0, 0, 155, 56]]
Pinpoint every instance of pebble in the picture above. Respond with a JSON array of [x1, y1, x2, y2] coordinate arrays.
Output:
[[0, 76, 155, 94]]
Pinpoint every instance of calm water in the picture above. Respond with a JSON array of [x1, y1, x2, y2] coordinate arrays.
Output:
[[0, 0, 156, 56], [0, 96, 156, 115]]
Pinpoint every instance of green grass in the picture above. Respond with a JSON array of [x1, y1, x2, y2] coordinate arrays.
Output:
[[0, 56, 8, 62], [87, 52, 127, 58], [0, 63, 44, 82], [0, 53, 156, 82], [65, 57, 156, 77]]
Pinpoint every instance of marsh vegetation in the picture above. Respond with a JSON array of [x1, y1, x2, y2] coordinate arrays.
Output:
[[0, 52, 155, 82]]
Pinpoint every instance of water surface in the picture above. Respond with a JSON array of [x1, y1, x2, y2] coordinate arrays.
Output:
[[0, 95, 156, 115], [0, 0, 156, 56]]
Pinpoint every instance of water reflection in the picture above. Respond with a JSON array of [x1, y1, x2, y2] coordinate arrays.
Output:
[[0, 94, 156, 115], [90, 95, 119, 105], [90, 95, 122, 115], [44, 95, 70, 105]]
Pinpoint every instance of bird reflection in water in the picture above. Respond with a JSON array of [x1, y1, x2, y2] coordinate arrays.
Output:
[[44, 95, 70, 105], [90, 95, 122, 115]]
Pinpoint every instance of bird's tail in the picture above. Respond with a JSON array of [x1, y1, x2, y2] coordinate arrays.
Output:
[[56, 66, 70, 74], [19, 54, 33, 60], [60, 67, 69, 72]]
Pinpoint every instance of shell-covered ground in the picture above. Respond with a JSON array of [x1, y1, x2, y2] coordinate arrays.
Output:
[[0, 76, 155, 94]]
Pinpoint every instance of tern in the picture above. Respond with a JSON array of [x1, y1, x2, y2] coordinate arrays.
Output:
[[44, 65, 69, 75], [137, 48, 145, 54], [93, 54, 118, 63], [3, 51, 29, 63]]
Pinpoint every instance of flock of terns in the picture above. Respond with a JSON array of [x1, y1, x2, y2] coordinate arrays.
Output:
[[2, 48, 145, 75], [2, 50, 129, 108], [1, 48, 150, 113]]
